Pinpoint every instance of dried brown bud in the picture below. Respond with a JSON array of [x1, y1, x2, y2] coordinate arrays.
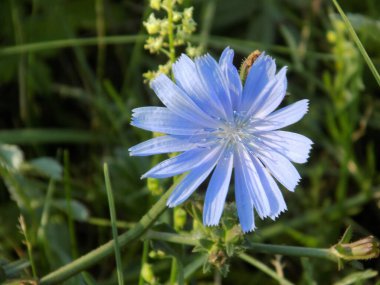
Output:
[[240, 50, 262, 82], [331, 235, 380, 261]]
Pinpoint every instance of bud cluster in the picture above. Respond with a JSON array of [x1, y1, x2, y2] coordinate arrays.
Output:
[[143, 0, 203, 82]]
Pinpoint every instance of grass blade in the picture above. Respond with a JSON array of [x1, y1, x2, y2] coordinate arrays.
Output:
[[331, 0, 380, 86], [103, 163, 124, 285]]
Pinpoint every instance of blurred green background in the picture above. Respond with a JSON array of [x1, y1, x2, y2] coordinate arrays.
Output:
[[0, 0, 380, 284]]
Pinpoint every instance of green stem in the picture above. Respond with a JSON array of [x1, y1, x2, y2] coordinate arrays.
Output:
[[0, 35, 145, 56], [331, 0, 380, 87], [145, 231, 336, 261], [64, 151, 79, 259], [169, 258, 178, 285], [39, 175, 184, 285], [138, 240, 149, 285], [145, 230, 197, 246], [95, 0, 106, 83], [166, 1, 176, 78], [247, 242, 336, 261], [104, 164, 124, 285], [239, 253, 294, 285]]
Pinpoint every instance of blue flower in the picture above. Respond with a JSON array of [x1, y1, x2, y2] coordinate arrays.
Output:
[[129, 47, 312, 233]]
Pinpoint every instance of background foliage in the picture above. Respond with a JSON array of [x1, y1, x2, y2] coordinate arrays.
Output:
[[0, 0, 380, 284]]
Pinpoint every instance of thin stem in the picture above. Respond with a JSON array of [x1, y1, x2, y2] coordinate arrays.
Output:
[[169, 258, 178, 285], [145, 231, 336, 262], [331, 0, 380, 87], [166, 1, 176, 78], [18, 216, 37, 278], [138, 240, 149, 285], [103, 164, 124, 285], [64, 151, 79, 259], [199, 0, 217, 50], [145, 230, 197, 246], [247, 242, 336, 261], [10, 0, 29, 123], [0, 35, 145, 56], [95, 0, 106, 82], [239, 253, 294, 285], [40, 175, 184, 285], [87, 217, 134, 229]]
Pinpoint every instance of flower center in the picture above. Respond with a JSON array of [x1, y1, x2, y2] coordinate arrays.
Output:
[[218, 120, 248, 145]]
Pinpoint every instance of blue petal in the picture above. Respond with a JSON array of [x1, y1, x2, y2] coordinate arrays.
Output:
[[244, 67, 287, 119], [151, 74, 219, 127], [251, 156, 287, 220], [234, 156, 255, 233], [235, 145, 270, 219], [203, 149, 234, 226], [129, 135, 195, 156], [173, 54, 222, 120], [257, 131, 313, 163], [195, 54, 233, 120], [143, 144, 222, 179], [239, 54, 276, 113], [218, 47, 242, 109], [256, 99, 309, 131], [166, 149, 222, 207], [131, 107, 205, 135], [256, 150, 301, 192]]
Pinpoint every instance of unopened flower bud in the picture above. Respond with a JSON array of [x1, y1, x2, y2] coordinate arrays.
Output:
[[240, 50, 262, 82], [144, 14, 161, 35], [150, 0, 161, 10], [331, 235, 380, 261]]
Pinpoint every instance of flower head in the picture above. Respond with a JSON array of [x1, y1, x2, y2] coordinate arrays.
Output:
[[130, 47, 312, 233]]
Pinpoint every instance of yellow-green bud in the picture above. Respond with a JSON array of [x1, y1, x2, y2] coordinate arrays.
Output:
[[326, 31, 337, 43], [173, 11, 181, 22], [141, 263, 155, 283], [150, 0, 161, 10], [144, 14, 161, 35], [174, 207, 187, 230], [144, 36, 163, 53]]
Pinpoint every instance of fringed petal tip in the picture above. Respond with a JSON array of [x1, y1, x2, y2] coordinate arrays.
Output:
[[241, 226, 256, 234], [269, 207, 288, 221]]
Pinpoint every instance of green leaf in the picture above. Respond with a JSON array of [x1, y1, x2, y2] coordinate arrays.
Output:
[[28, 157, 63, 179], [333, 269, 378, 285], [53, 199, 90, 222], [0, 144, 24, 170]]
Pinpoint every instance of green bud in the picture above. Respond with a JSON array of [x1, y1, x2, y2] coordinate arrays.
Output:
[[147, 177, 163, 196], [144, 14, 161, 35], [150, 0, 161, 10], [141, 263, 155, 284], [174, 207, 187, 231]]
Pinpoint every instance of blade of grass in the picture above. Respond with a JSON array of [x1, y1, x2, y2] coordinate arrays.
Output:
[[64, 151, 79, 259], [199, 0, 217, 50], [0, 35, 145, 56], [331, 0, 380, 86], [10, 0, 29, 123], [0, 129, 107, 144], [103, 163, 124, 285]]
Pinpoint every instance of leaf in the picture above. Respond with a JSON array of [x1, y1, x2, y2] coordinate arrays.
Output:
[[27, 157, 63, 179], [52, 199, 90, 221], [339, 226, 353, 244], [0, 144, 24, 170], [333, 269, 378, 285]]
